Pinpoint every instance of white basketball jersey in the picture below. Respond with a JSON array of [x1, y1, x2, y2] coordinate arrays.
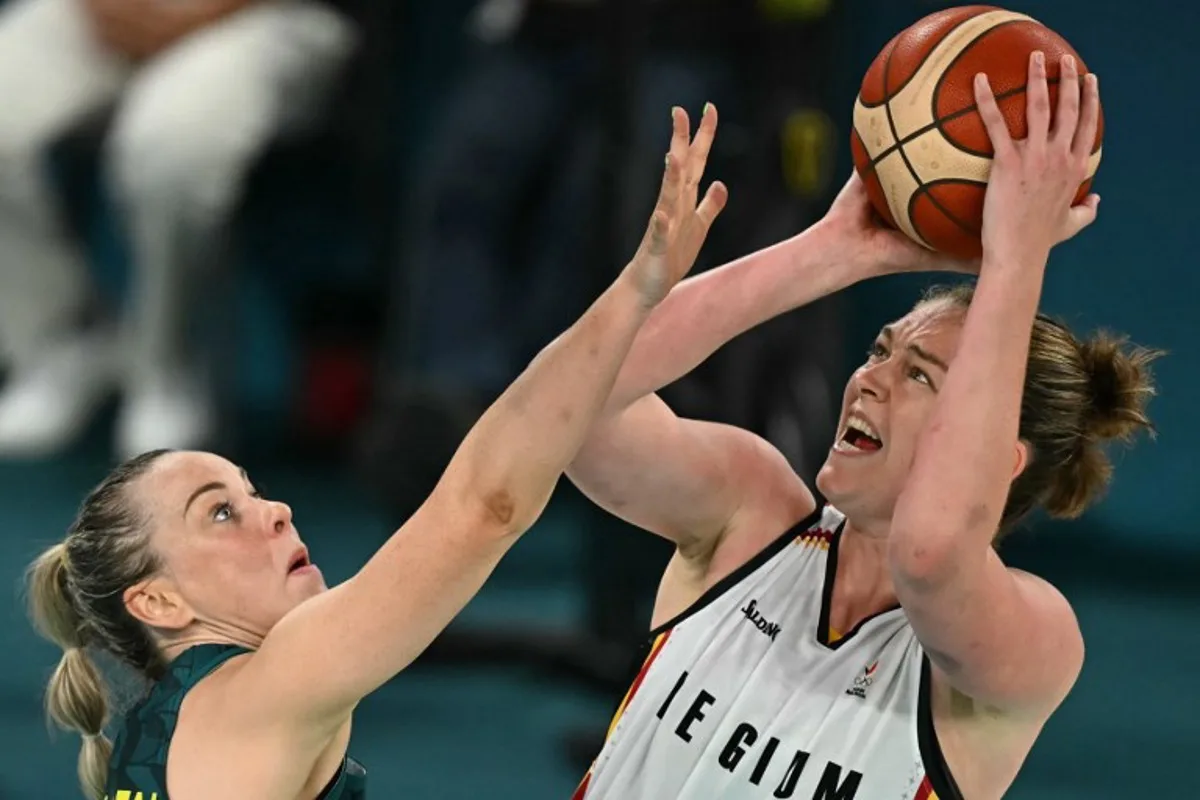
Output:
[[575, 505, 963, 800]]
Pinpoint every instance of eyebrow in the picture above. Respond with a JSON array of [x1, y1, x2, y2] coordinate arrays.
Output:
[[878, 326, 949, 372], [183, 467, 251, 518]]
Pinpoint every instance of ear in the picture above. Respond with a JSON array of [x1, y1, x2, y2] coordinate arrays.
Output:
[[124, 577, 194, 632], [1012, 439, 1030, 481]]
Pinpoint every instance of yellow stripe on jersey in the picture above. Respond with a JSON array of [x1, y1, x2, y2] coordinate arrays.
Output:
[[606, 630, 670, 740], [793, 525, 835, 550], [574, 630, 675, 799]]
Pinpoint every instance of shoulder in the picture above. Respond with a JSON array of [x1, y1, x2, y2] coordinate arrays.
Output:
[[937, 565, 1085, 712], [1009, 567, 1086, 672], [175, 651, 256, 727], [1008, 568, 1083, 639], [702, 492, 826, 585], [168, 652, 342, 795]]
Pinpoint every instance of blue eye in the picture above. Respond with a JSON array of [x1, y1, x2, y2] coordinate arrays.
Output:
[[213, 502, 234, 523], [908, 366, 932, 386]]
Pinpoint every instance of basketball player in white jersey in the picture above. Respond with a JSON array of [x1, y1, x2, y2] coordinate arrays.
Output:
[[568, 53, 1158, 799]]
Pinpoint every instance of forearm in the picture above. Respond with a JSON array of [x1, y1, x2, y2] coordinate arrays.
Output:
[[891, 257, 1046, 569], [444, 274, 652, 533], [606, 222, 863, 411]]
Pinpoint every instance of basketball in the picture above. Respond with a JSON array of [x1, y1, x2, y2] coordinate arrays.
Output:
[[851, 6, 1103, 258]]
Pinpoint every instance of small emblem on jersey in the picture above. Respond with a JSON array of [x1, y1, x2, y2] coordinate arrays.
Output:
[[845, 661, 878, 699], [740, 598, 781, 641]]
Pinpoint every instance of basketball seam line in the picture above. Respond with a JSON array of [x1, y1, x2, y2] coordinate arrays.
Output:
[[867, 78, 1064, 170], [857, 10, 987, 110], [882, 45, 975, 243], [931, 18, 1047, 159], [912, 178, 985, 237]]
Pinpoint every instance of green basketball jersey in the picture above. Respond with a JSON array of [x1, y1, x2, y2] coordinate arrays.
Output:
[[104, 643, 366, 800]]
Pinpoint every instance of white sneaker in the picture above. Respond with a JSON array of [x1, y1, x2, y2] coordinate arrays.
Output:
[[115, 368, 216, 460], [0, 333, 118, 458]]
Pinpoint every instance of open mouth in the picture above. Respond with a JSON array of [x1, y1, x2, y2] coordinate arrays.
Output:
[[287, 549, 312, 574], [835, 415, 883, 454]]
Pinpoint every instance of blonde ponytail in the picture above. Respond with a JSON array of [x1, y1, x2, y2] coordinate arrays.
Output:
[[27, 544, 113, 799]]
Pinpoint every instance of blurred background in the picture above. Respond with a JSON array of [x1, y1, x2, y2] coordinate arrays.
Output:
[[0, 0, 1196, 797]]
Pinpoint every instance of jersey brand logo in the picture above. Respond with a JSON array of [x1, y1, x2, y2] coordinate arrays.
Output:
[[740, 598, 781, 641], [845, 661, 878, 699]]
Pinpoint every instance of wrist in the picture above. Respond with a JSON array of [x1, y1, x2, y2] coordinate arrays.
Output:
[[611, 267, 662, 318], [980, 245, 1051, 278], [796, 220, 881, 284]]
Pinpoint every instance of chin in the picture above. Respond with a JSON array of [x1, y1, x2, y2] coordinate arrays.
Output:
[[815, 457, 845, 505], [294, 578, 327, 598], [816, 461, 886, 523]]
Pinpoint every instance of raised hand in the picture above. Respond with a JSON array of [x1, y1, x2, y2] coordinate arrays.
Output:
[[975, 51, 1102, 268], [818, 172, 982, 277], [623, 105, 729, 308]]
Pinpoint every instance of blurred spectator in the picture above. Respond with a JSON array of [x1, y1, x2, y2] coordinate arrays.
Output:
[[0, 0, 355, 459], [361, 0, 744, 513]]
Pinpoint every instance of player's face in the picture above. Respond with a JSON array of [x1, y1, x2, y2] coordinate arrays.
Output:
[[137, 451, 326, 640], [816, 300, 963, 528]]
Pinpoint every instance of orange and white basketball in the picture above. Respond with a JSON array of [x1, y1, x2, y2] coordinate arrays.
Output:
[[851, 6, 1103, 259]]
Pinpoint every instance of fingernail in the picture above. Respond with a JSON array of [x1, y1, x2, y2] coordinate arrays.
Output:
[[1065, 54, 1076, 71], [672, 106, 682, 118], [703, 102, 714, 116], [1034, 51, 1044, 67], [664, 153, 671, 169]]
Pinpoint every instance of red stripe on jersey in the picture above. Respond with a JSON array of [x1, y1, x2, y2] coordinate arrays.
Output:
[[606, 629, 672, 740], [574, 629, 674, 799]]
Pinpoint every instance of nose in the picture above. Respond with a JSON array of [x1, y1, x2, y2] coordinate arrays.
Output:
[[270, 500, 293, 535], [854, 360, 889, 401]]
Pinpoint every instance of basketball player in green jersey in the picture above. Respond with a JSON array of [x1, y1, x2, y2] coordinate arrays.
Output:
[[23, 110, 732, 800]]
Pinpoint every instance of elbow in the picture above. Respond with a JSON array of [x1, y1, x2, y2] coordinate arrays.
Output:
[[890, 497, 996, 588], [443, 440, 549, 539], [432, 468, 545, 541], [479, 486, 530, 536], [888, 527, 964, 591], [466, 484, 545, 539]]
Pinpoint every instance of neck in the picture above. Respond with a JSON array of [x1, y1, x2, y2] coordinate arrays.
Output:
[[159, 619, 264, 662], [829, 520, 898, 631]]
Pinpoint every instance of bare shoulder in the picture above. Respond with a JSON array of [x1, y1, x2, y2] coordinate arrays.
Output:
[[651, 473, 817, 629], [167, 653, 351, 797], [704, 476, 819, 584], [927, 568, 1083, 799], [1008, 566, 1086, 687]]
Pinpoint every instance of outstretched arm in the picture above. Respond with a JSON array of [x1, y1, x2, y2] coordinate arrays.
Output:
[[889, 52, 1101, 713], [229, 110, 729, 743]]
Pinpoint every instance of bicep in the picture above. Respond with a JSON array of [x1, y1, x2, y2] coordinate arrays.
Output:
[[568, 393, 810, 557], [896, 549, 1084, 713], [225, 491, 517, 736]]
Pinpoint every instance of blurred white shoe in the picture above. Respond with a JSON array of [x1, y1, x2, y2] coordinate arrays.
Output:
[[0, 333, 118, 457], [115, 368, 216, 460]]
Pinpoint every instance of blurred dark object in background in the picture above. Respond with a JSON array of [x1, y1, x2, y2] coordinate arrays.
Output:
[[0, 0, 358, 461], [356, 0, 850, 775], [30, 0, 404, 464]]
